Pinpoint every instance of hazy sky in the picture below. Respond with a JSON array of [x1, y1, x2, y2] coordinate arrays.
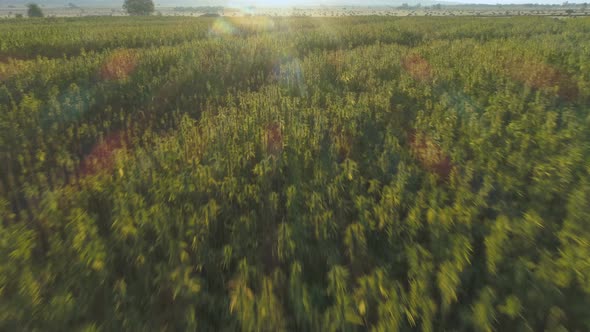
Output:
[[168, 0, 583, 5], [1, 0, 586, 6], [171, 0, 584, 4]]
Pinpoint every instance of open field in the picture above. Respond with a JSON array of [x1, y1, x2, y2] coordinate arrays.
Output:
[[1, 4, 590, 18], [1, 15, 590, 331]]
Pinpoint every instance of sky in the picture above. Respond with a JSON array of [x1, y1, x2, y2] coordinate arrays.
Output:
[[1, 0, 586, 7]]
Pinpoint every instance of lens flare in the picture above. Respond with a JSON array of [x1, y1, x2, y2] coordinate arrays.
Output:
[[0, 58, 27, 82], [81, 131, 130, 177], [408, 130, 452, 180], [265, 122, 283, 157], [505, 58, 577, 100], [402, 53, 433, 82], [275, 56, 307, 97], [249, 15, 276, 31], [99, 49, 138, 81], [209, 18, 237, 37]]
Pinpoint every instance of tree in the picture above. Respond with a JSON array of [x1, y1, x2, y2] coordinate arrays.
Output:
[[123, 0, 155, 16], [27, 3, 44, 17]]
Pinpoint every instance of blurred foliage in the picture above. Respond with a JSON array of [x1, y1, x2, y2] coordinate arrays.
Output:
[[123, 0, 155, 16], [1, 16, 590, 331], [26, 4, 44, 18]]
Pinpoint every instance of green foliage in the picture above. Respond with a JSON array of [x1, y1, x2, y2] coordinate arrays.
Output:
[[123, 0, 155, 16], [26, 3, 44, 18], [0, 15, 590, 331]]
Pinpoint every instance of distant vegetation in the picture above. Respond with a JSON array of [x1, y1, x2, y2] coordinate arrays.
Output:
[[0, 15, 589, 331], [26, 3, 43, 17], [200, 13, 220, 17], [122, 0, 154, 16], [1, 3, 589, 18], [173, 6, 224, 13]]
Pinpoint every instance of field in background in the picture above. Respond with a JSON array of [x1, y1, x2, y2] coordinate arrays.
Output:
[[1, 16, 590, 331], [1, 4, 589, 18]]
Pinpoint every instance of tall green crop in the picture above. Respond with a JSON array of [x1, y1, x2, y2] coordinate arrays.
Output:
[[1, 15, 589, 331]]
